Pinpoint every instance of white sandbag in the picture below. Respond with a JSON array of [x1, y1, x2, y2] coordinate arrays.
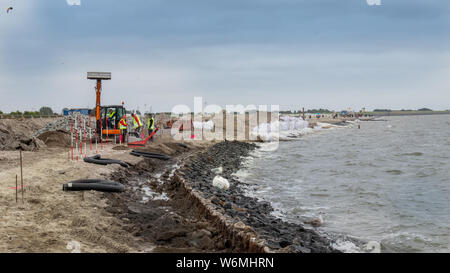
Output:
[[204, 120, 214, 130], [212, 176, 230, 190], [270, 120, 280, 132], [193, 121, 203, 129], [193, 120, 215, 130], [280, 121, 289, 131]]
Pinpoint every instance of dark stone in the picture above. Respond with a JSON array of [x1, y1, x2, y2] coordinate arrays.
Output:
[[180, 141, 339, 253]]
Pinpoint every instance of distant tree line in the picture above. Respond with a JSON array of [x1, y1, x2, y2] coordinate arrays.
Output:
[[307, 109, 333, 114], [279, 108, 437, 114], [374, 108, 433, 112], [280, 109, 334, 114], [0, 107, 55, 117]]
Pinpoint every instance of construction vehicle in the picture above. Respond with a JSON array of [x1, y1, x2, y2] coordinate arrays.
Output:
[[100, 105, 126, 139], [87, 71, 156, 145], [87, 72, 126, 141]]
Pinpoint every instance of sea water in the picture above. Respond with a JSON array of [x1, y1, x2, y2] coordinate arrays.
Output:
[[240, 115, 450, 253]]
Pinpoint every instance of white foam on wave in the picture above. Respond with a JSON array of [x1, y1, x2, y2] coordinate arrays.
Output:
[[257, 142, 280, 152], [232, 169, 252, 179], [381, 231, 432, 243], [331, 239, 362, 253], [240, 156, 255, 166]]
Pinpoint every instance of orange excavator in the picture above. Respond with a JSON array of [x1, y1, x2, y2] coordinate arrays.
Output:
[[88, 72, 125, 141], [87, 72, 158, 146]]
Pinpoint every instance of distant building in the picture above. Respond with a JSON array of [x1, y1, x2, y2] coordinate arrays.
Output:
[[63, 108, 91, 116]]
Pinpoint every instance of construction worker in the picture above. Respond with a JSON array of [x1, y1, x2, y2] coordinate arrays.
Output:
[[132, 113, 143, 136], [108, 109, 116, 128], [147, 114, 156, 142], [119, 115, 128, 143]]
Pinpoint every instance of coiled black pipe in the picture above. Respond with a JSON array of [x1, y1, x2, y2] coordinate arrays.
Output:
[[62, 179, 124, 192], [84, 155, 129, 167], [130, 150, 171, 160]]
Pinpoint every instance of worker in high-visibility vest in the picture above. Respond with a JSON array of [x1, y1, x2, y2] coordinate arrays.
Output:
[[147, 114, 156, 142], [132, 113, 143, 136], [119, 115, 128, 143], [108, 109, 116, 128]]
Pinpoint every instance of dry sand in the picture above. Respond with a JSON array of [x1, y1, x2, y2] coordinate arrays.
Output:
[[0, 145, 145, 253]]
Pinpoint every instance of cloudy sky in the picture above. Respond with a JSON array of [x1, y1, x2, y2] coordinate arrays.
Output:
[[0, 0, 449, 113]]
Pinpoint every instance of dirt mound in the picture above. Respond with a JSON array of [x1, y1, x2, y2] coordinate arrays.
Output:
[[0, 128, 46, 151], [0, 133, 46, 151], [37, 130, 71, 148], [0, 118, 58, 151]]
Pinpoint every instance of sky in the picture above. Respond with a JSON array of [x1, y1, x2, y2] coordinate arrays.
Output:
[[0, 0, 449, 113]]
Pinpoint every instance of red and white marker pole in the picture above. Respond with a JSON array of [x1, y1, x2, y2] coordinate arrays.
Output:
[[83, 118, 87, 158], [89, 116, 92, 152], [79, 116, 82, 155], [70, 117, 74, 161]]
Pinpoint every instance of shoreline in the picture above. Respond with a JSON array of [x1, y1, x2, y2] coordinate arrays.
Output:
[[179, 141, 338, 253], [104, 140, 338, 253]]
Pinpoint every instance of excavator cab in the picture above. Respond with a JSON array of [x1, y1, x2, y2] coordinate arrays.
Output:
[[100, 105, 126, 136]]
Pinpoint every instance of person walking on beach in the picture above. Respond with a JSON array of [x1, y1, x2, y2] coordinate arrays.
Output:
[[147, 114, 156, 142]]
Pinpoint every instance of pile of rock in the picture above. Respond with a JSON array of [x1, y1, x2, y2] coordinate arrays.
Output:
[[181, 141, 338, 253], [33, 113, 94, 139]]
